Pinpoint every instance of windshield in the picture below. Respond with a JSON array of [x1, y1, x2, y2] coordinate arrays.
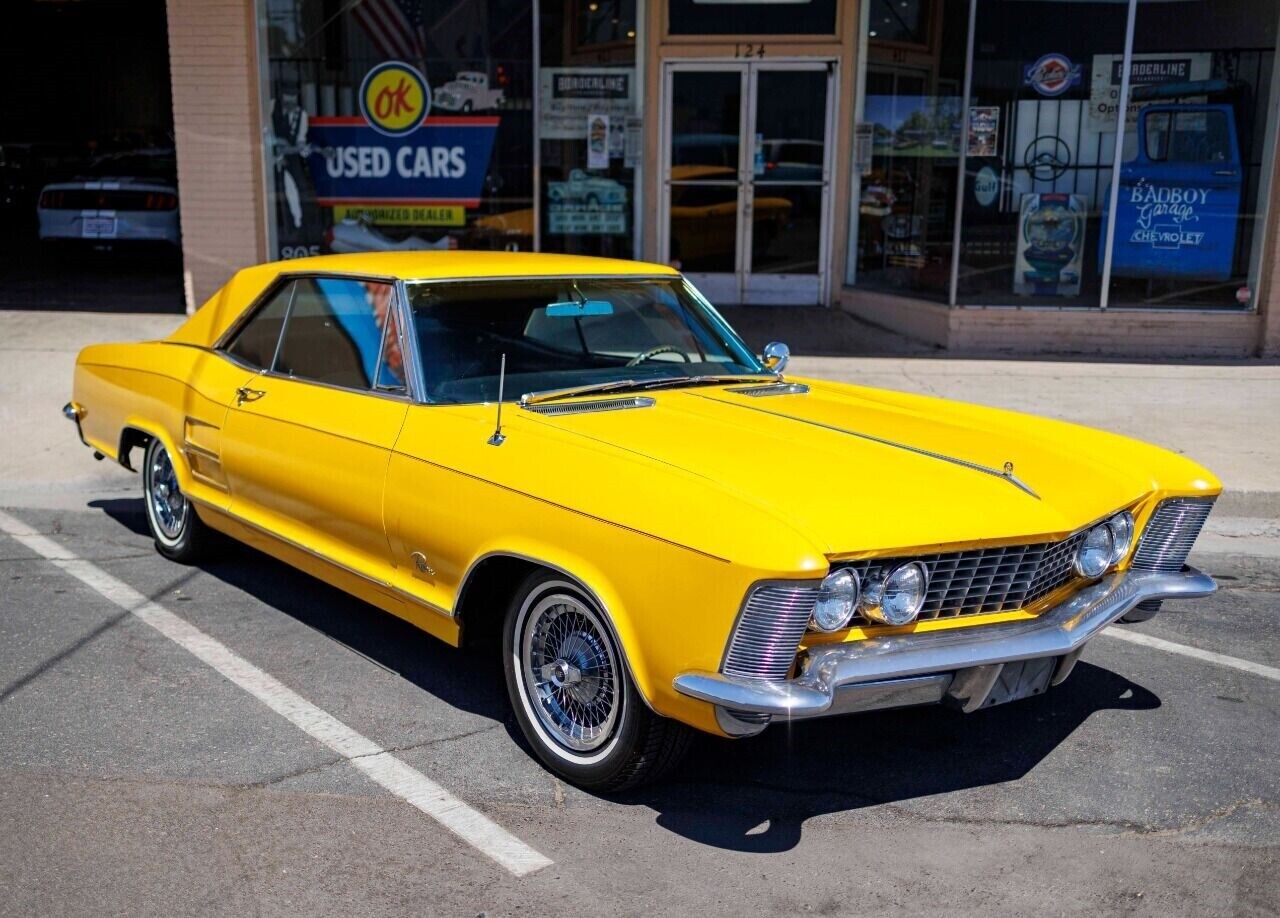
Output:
[[405, 277, 764, 404]]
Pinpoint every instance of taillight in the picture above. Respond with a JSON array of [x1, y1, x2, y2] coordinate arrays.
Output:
[[144, 192, 176, 210], [40, 190, 64, 208]]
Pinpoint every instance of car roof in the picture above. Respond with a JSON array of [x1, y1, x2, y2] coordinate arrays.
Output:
[[254, 251, 677, 281]]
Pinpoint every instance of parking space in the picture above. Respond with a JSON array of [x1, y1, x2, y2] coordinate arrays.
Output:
[[1, 498, 1276, 915]]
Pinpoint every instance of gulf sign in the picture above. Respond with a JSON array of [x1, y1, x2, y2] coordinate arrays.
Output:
[[305, 61, 499, 207]]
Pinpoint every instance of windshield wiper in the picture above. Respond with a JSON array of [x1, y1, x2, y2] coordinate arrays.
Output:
[[519, 374, 777, 406], [520, 379, 646, 406]]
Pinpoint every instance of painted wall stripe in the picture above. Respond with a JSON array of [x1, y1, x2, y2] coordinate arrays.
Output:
[[1104, 627, 1280, 682], [0, 510, 552, 878]]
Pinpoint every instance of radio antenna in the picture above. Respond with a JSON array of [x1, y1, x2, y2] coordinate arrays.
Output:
[[487, 353, 507, 446]]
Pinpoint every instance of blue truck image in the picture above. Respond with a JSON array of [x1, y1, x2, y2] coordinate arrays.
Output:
[[1100, 86, 1243, 282]]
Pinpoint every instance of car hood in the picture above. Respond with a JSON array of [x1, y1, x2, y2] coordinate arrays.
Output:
[[502, 377, 1219, 559]]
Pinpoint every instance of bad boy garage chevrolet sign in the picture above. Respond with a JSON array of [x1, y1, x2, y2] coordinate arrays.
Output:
[[306, 61, 499, 209], [1104, 103, 1242, 281]]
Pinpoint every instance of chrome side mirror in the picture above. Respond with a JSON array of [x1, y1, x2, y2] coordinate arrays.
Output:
[[762, 341, 790, 374]]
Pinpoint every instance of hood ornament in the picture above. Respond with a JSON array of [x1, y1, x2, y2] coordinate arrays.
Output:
[[1000, 460, 1038, 498]]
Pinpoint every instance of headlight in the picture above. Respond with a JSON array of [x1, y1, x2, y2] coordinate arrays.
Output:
[[810, 568, 859, 632], [861, 561, 928, 626], [1074, 523, 1115, 579], [1105, 511, 1134, 565]]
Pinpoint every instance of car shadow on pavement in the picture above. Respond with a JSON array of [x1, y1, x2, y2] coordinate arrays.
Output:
[[620, 664, 1159, 852], [91, 498, 512, 725], [93, 496, 1163, 854]]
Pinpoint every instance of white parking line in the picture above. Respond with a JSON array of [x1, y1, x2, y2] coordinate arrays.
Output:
[[0, 510, 552, 878], [1104, 628, 1280, 683]]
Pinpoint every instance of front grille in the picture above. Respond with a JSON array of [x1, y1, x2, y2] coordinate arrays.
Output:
[[836, 530, 1089, 623], [1131, 497, 1214, 572], [722, 583, 817, 681]]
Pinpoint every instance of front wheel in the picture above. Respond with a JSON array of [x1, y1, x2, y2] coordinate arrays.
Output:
[[142, 437, 214, 562], [503, 571, 691, 791]]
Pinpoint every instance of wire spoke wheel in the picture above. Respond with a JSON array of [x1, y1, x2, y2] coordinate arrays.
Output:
[[146, 443, 188, 542], [519, 593, 620, 753]]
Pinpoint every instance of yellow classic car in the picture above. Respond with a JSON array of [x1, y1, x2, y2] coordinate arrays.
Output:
[[64, 251, 1221, 790]]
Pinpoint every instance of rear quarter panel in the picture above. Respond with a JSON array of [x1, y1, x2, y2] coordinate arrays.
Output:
[[73, 341, 253, 510]]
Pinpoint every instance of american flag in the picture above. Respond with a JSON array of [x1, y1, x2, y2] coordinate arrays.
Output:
[[350, 0, 427, 63]]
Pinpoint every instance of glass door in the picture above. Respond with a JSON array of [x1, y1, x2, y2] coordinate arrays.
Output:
[[662, 61, 835, 305], [745, 65, 833, 304], [663, 65, 747, 304]]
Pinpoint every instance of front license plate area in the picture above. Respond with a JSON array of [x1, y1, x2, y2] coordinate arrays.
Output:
[[979, 656, 1057, 709], [82, 216, 117, 238]]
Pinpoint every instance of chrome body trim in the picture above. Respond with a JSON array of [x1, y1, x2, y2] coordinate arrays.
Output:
[[673, 566, 1216, 720], [520, 396, 657, 417], [721, 580, 822, 681], [701, 395, 1042, 499], [1132, 497, 1215, 572]]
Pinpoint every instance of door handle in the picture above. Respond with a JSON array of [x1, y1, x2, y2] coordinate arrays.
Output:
[[235, 385, 266, 406], [1213, 170, 1238, 177]]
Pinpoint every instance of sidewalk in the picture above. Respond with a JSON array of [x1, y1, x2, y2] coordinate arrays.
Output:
[[3, 310, 1277, 526]]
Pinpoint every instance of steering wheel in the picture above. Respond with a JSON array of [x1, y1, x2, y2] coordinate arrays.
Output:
[[626, 345, 690, 367]]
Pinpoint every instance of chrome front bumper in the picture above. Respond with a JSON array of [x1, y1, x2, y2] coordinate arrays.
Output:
[[674, 567, 1215, 735]]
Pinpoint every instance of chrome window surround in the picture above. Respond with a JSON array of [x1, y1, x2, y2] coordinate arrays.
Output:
[[721, 580, 821, 681], [1131, 497, 1215, 573]]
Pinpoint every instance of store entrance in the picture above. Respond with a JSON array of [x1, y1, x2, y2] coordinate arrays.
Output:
[[660, 61, 835, 305]]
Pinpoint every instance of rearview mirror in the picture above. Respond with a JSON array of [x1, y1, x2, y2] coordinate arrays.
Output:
[[545, 300, 614, 317], [762, 341, 790, 373]]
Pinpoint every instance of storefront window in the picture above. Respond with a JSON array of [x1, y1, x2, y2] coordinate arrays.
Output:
[[956, 1, 1127, 305], [848, 0, 1278, 313], [538, 0, 640, 258], [259, 0, 533, 260], [1105, 0, 1278, 309], [846, 0, 968, 301]]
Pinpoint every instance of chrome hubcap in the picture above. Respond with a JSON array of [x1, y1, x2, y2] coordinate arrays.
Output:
[[148, 445, 187, 540], [521, 594, 619, 753]]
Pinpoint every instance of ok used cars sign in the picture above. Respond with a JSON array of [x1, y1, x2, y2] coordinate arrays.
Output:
[[306, 61, 499, 207]]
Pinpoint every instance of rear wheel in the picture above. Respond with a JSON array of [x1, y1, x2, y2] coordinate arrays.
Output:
[[503, 571, 691, 791], [142, 437, 213, 562]]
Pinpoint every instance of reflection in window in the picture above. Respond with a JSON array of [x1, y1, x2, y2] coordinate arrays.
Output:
[[275, 278, 399, 391]]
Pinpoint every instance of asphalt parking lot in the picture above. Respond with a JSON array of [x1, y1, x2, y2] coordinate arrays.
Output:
[[1, 495, 1277, 916]]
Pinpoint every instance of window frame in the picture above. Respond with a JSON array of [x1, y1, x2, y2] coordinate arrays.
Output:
[[214, 271, 419, 403]]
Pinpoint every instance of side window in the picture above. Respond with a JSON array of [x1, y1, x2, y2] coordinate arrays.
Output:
[[274, 277, 399, 390], [225, 282, 293, 370], [373, 288, 407, 393]]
